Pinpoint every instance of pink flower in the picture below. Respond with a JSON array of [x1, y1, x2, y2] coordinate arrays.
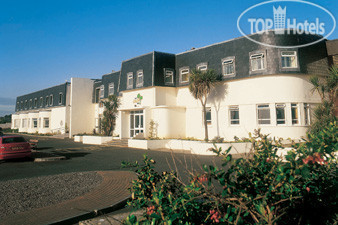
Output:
[[209, 209, 220, 223], [198, 174, 208, 184], [146, 205, 155, 215], [306, 187, 310, 192]]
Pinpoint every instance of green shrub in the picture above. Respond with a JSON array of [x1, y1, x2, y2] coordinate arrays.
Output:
[[123, 125, 337, 225]]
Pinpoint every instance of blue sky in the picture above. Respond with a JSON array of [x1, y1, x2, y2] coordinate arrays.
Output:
[[0, 0, 337, 116]]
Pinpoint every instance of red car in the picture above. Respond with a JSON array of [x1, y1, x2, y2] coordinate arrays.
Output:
[[0, 135, 32, 160]]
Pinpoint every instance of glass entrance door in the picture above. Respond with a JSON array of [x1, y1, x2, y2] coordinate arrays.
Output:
[[130, 110, 144, 137]]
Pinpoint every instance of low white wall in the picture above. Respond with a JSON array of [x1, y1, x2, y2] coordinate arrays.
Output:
[[74, 135, 83, 142], [82, 136, 113, 145], [128, 139, 252, 155]]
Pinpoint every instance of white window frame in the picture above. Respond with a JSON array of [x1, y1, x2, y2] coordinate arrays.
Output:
[[40, 97, 43, 107], [100, 85, 104, 99], [250, 53, 266, 71], [197, 62, 208, 71], [257, 104, 271, 125], [127, 72, 133, 89], [136, 70, 144, 87], [29, 99, 32, 109], [229, 106, 240, 125], [108, 83, 114, 96], [59, 92, 63, 105], [291, 103, 299, 125], [25, 100, 27, 109], [304, 103, 311, 125], [14, 119, 20, 128], [222, 57, 235, 77], [32, 118, 38, 128], [179, 67, 190, 84], [34, 98, 37, 108], [275, 103, 286, 125], [21, 101, 23, 110], [281, 51, 297, 68], [164, 69, 174, 85], [43, 117, 49, 128], [49, 94, 53, 106]]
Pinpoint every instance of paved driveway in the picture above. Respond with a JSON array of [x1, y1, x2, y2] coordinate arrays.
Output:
[[0, 135, 224, 182]]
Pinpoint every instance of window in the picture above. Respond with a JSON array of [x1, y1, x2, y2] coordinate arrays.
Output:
[[127, 72, 133, 89], [180, 67, 190, 83], [108, 83, 114, 96], [281, 51, 297, 68], [14, 119, 20, 128], [136, 70, 144, 87], [257, 104, 271, 124], [95, 88, 100, 103], [100, 85, 104, 99], [22, 119, 27, 128], [197, 63, 208, 71], [34, 98, 37, 108], [29, 99, 32, 109], [304, 103, 311, 125], [276, 104, 286, 124], [44, 118, 49, 128], [229, 106, 240, 125], [16, 102, 20, 111], [40, 97, 43, 107], [291, 103, 299, 124], [205, 107, 211, 125], [45, 96, 49, 107], [49, 94, 53, 106], [251, 53, 265, 71], [222, 58, 235, 76], [21, 101, 23, 110], [32, 118, 38, 128], [164, 69, 174, 85], [59, 93, 63, 105], [39, 118, 41, 128]]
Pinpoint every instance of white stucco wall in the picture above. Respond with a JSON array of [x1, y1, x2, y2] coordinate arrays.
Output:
[[69, 78, 95, 137], [176, 74, 321, 140], [38, 111, 51, 134], [50, 107, 67, 134]]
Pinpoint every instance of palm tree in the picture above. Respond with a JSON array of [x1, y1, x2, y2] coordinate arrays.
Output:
[[189, 69, 220, 141], [101, 94, 120, 136], [309, 65, 337, 134]]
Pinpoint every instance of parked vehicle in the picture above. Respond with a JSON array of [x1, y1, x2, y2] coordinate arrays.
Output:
[[29, 139, 38, 149], [0, 135, 32, 160]]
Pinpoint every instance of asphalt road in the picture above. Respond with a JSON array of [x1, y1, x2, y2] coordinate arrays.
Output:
[[0, 135, 225, 182]]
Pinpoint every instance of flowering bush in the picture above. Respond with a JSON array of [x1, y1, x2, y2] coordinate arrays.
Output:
[[123, 122, 337, 225]]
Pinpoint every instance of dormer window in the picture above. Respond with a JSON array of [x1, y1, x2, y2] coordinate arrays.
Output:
[[197, 63, 208, 71], [108, 83, 114, 96], [59, 93, 63, 105], [49, 94, 53, 106], [164, 69, 174, 85], [127, 72, 133, 89], [281, 51, 297, 68], [136, 70, 144, 87], [100, 85, 104, 99], [179, 67, 190, 84], [250, 53, 266, 71], [222, 57, 235, 77]]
